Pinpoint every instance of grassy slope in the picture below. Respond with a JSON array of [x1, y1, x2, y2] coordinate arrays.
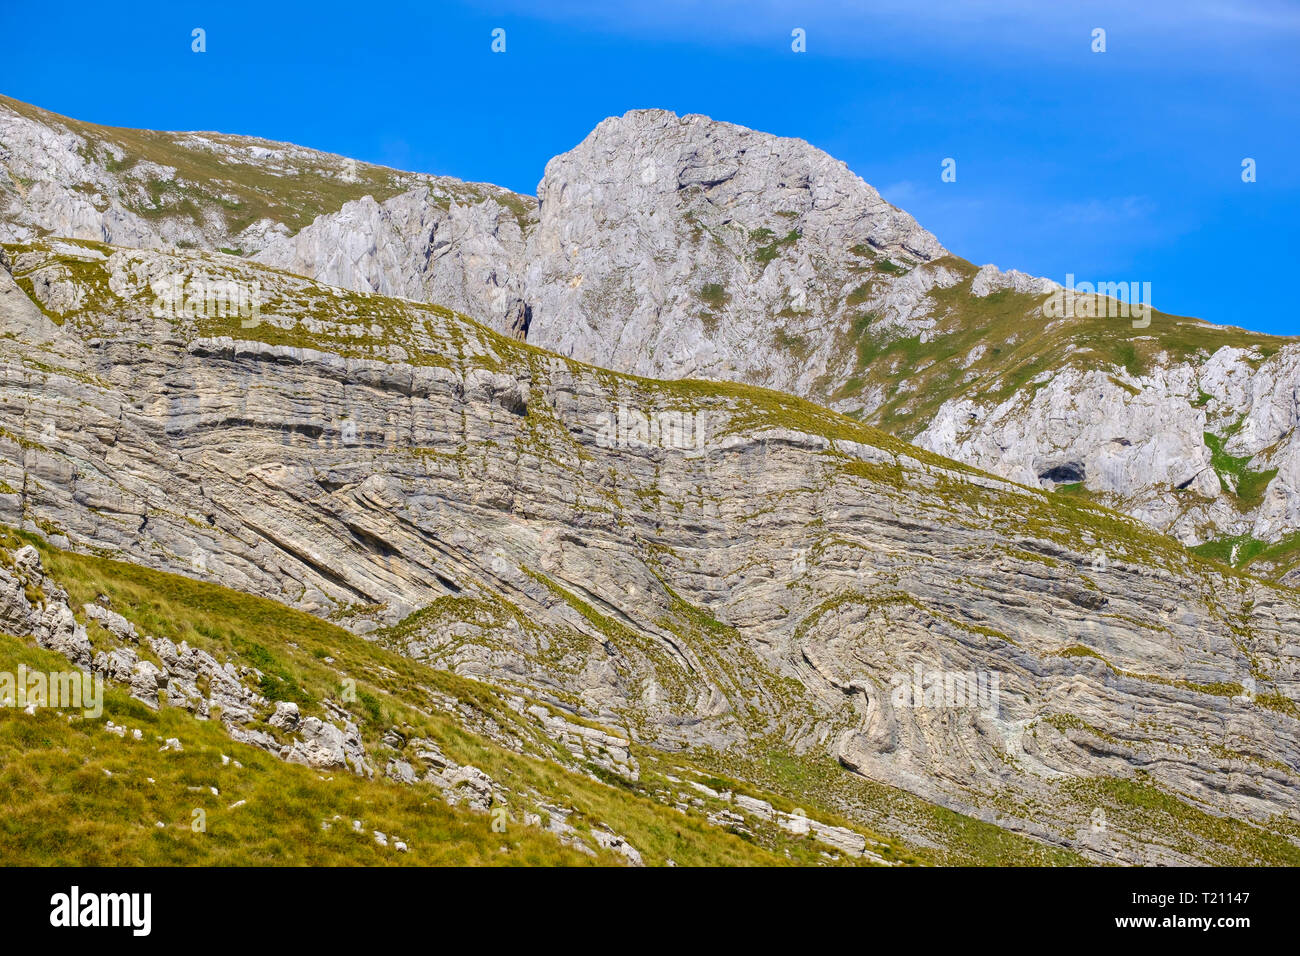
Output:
[[4, 242, 1299, 863], [0, 526, 913, 867], [0, 634, 607, 866], [826, 256, 1297, 440], [0, 523, 1135, 866], [0, 95, 534, 240]]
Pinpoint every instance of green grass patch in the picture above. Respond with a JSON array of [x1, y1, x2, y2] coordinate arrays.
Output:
[[697, 282, 730, 311]]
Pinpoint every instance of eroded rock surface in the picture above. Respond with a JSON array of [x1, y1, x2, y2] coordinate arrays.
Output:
[[0, 240, 1297, 863]]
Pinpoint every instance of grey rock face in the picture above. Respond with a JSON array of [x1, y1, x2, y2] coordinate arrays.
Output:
[[0, 94, 529, 262], [519, 109, 945, 381], [246, 108, 950, 408], [917, 345, 1300, 547], [1, 240, 1298, 862], [252, 186, 533, 333], [0, 106, 159, 248], [243, 107, 1300, 552], [7, 96, 1297, 552]]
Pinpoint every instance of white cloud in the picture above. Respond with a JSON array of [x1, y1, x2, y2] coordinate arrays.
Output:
[[1058, 196, 1157, 226]]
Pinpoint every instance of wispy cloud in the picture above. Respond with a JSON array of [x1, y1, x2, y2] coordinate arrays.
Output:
[[1058, 196, 1157, 227]]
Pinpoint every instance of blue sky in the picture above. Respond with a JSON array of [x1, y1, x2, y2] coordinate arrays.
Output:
[[2, 0, 1297, 335]]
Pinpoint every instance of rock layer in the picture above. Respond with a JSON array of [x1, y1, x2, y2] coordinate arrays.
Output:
[[4, 96, 1298, 554], [0, 238, 1297, 863]]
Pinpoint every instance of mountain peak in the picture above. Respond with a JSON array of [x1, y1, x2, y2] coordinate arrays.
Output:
[[545, 107, 945, 262], [3, 94, 1299, 560]]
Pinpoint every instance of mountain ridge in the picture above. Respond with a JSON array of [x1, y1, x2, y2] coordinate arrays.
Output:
[[1, 233, 1299, 863], [3, 93, 1299, 562]]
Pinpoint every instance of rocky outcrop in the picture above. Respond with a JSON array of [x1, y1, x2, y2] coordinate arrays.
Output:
[[249, 107, 950, 398], [0, 540, 384, 778], [917, 345, 1300, 548], [1, 239, 1298, 863], [5, 95, 1298, 555], [0, 536, 671, 861], [0, 94, 529, 261], [251, 186, 533, 333], [517, 109, 945, 381], [0, 545, 95, 666], [285, 713, 369, 775], [970, 262, 1058, 298]]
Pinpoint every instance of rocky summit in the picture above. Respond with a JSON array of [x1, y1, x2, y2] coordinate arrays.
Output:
[[1, 95, 1298, 866], [5, 94, 1297, 564]]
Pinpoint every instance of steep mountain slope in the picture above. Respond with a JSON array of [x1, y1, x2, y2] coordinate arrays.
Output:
[[2, 527, 919, 866], [4, 95, 1296, 560], [907, 274, 1300, 565], [2, 237, 1299, 864], [0, 93, 532, 276], [253, 107, 952, 397]]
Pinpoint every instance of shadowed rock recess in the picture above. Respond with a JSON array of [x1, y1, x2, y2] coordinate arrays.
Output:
[[1, 95, 1299, 865]]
